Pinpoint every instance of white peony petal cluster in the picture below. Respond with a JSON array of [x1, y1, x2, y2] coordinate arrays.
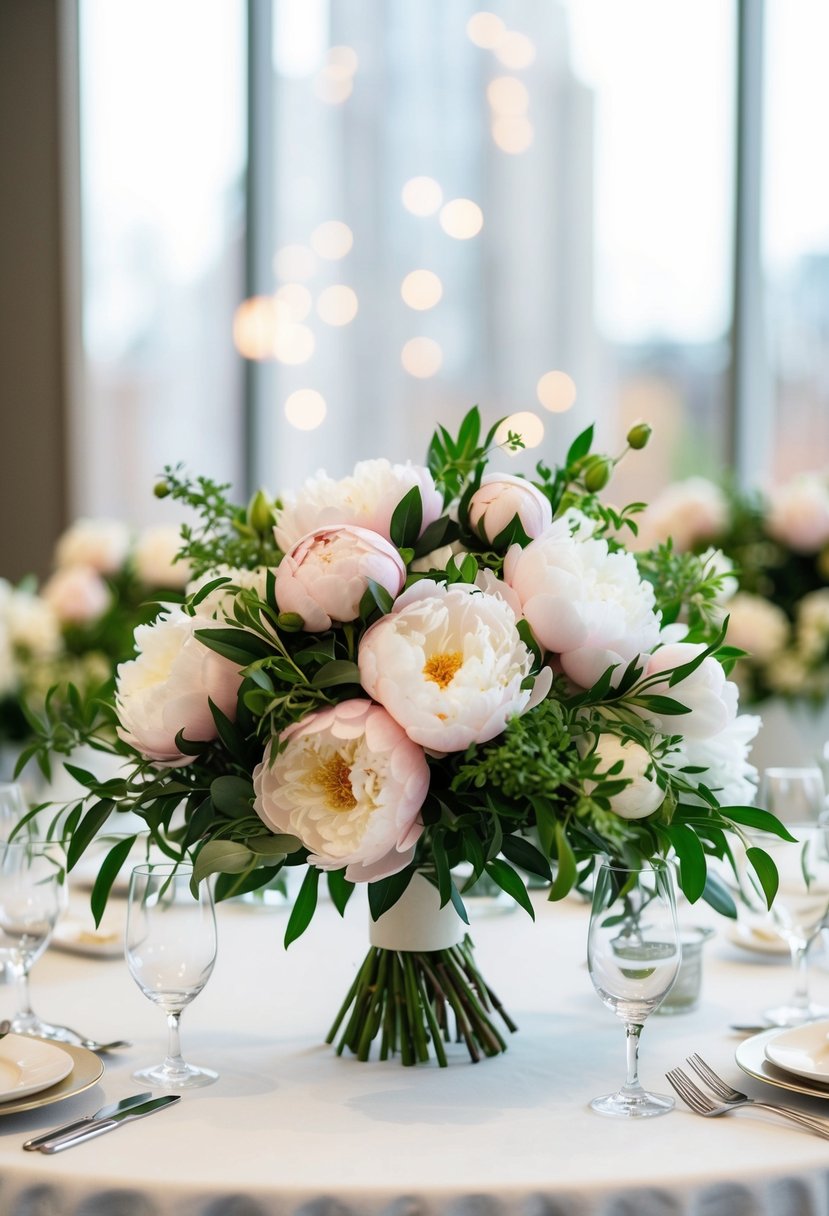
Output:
[[767, 474, 829, 554], [274, 459, 443, 553], [133, 524, 193, 589], [725, 592, 789, 663], [55, 518, 132, 575], [358, 580, 550, 753], [116, 607, 241, 765], [275, 525, 406, 631], [504, 519, 661, 690], [41, 565, 111, 625], [664, 712, 760, 807], [468, 473, 552, 544], [253, 699, 429, 882], [638, 641, 738, 739], [587, 735, 664, 820], [635, 478, 729, 553]]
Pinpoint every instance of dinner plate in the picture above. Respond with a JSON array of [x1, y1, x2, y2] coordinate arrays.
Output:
[[763, 1019, 829, 1082], [52, 917, 124, 958], [0, 1035, 74, 1101], [0, 1042, 104, 1115], [736, 1028, 829, 1100], [725, 920, 789, 956]]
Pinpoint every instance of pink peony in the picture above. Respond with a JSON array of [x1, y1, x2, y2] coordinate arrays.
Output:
[[468, 473, 552, 544], [41, 565, 111, 625], [253, 699, 429, 882], [275, 525, 406, 631]]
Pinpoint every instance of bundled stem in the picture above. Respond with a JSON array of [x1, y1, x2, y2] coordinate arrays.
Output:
[[326, 936, 516, 1066]]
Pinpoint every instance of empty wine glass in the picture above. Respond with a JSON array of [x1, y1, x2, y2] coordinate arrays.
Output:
[[740, 820, 829, 1026], [126, 862, 218, 1089], [587, 859, 681, 1118], [0, 782, 29, 841], [758, 767, 826, 825], [0, 839, 67, 1035]]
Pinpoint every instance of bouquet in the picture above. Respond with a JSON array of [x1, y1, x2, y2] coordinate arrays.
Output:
[[637, 472, 829, 706], [26, 410, 785, 1066]]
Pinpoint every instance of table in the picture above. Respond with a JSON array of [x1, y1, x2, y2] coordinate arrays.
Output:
[[1, 886, 829, 1216]]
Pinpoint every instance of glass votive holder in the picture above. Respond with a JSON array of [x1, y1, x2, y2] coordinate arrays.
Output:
[[657, 925, 715, 1015]]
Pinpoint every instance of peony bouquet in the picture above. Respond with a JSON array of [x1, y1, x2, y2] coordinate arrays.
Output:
[[638, 471, 829, 706], [27, 410, 786, 1065]]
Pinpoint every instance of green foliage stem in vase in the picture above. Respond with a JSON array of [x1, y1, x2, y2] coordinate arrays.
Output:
[[23, 409, 791, 1065]]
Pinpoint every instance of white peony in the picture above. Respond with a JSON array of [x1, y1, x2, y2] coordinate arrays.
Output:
[[767, 474, 829, 554], [635, 478, 729, 553], [586, 735, 664, 820], [358, 580, 551, 753], [665, 713, 760, 807], [133, 524, 192, 589], [253, 699, 429, 882], [468, 473, 552, 543], [275, 525, 406, 631], [5, 590, 61, 659], [503, 519, 661, 690], [638, 642, 738, 739], [725, 593, 789, 663], [55, 518, 131, 575], [116, 608, 241, 765], [274, 459, 443, 553], [41, 565, 111, 625]]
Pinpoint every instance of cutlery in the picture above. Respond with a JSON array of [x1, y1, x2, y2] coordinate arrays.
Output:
[[665, 1066, 829, 1138], [23, 1091, 153, 1151], [35, 1022, 132, 1053], [38, 1094, 180, 1153], [729, 1023, 773, 1035]]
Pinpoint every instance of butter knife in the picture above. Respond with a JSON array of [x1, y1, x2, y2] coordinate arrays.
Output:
[[23, 1091, 153, 1151], [39, 1094, 180, 1153]]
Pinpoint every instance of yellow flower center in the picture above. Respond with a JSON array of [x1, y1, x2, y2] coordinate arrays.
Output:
[[422, 650, 463, 689], [314, 753, 357, 812]]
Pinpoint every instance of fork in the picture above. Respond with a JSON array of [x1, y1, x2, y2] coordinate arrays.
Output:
[[33, 1022, 131, 1053], [665, 1067, 829, 1139]]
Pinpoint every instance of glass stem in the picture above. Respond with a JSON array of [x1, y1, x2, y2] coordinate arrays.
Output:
[[790, 941, 810, 1012], [14, 963, 34, 1023], [164, 1011, 186, 1072], [622, 1022, 644, 1094]]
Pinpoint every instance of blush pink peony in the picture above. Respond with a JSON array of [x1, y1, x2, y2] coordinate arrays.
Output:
[[468, 473, 552, 544], [41, 565, 111, 625]]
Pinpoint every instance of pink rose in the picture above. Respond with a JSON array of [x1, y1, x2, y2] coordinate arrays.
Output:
[[253, 699, 429, 882], [468, 473, 552, 543], [41, 565, 111, 625], [275, 525, 406, 631], [116, 608, 241, 765]]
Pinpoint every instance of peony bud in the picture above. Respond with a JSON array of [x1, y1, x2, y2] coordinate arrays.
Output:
[[583, 456, 612, 493], [626, 422, 652, 450], [247, 489, 275, 535], [154, 480, 171, 499]]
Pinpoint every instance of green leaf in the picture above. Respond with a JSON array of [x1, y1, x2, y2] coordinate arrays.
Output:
[[547, 823, 577, 901], [457, 404, 481, 455], [667, 618, 728, 687], [66, 800, 115, 872], [192, 840, 255, 886], [389, 486, 423, 549], [195, 627, 274, 666], [284, 867, 321, 947], [412, 514, 453, 559], [701, 870, 738, 919], [449, 879, 470, 924], [663, 823, 707, 902], [566, 424, 594, 465], [208, 697, 251, 764], [210, 776, 254, 818], [485, 858, 535, 919], [327, 868, 355, 916], [214, 865, 284, 901], [634, 695, 691, 716], [501, 834, 552, 882], [490, 513, 532, 551], [721, 807, 797, 842], [746, 846, 779, 910], [90, 834, 138, 927], [310, 660, 361, 689], [362, 579, 394, 616], [247, 833, 303, 857], [368, 866, 414, 921]]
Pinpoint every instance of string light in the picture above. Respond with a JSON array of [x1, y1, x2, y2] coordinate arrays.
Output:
[[494, 31, 536, 70], [400, 270, 443, 311], [537, 370, 578, 413], [273, 323, 315, 365], [401, 176, 443, 217], [311, 220, 354, 260], [317, 285, 359, 326], [439, 199, 484, 240], [285, 389, 327, 431], [466, 12, 505, 49], [495, 411, 545, 450], [487, 76, 529, 116], [274, 244, 317, 282], [401, 337, 443, 378], [233, 297, 289, 361], [492, 116, 534, 154], [275, 283, 312, 322]]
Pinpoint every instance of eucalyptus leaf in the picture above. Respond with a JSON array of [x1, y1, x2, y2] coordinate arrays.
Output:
[[192, 840, 255, 886]]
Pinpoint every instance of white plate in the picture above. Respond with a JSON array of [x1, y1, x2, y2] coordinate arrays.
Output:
[[0, 1042, 103, 1115], [52, 917, 124, 958], [763, 1019, 829, 1082], [736, 1028, 829, 1099], [0, 1035, 74, 1101], [725, 921, 789, 956]]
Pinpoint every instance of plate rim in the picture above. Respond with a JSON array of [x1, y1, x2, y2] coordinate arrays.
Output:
[[0, 1041, 104, 1115], [736, 1027, 829, 1099], [763, 1018, 829, 1082], [0, 1034, 74, 1101]]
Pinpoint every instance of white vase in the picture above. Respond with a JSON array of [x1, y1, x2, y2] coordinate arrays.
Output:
[[749, 698, 829, 774]]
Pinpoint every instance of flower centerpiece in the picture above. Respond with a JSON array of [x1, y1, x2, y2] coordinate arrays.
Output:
[[26, 410, 786, 1066]]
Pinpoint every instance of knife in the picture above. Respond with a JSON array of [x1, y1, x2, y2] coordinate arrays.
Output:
[[38, 1094, 180, 1154], [23, 1091, 153, 1151]]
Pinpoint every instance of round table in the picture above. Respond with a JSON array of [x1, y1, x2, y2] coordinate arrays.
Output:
[[1, 886, 829, 1216]]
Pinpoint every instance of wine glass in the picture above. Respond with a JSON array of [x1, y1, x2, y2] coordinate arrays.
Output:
[[758, 767, 826, 825], [740, 820, 829, 1026], [587, 859, 681, 1118], [0, 839, 67, 1035], [126, 862, 218, 1089], [0, 782, 28, 840]]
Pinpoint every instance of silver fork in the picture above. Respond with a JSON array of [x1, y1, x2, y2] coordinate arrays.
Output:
[[665, 1067, 829, 1139]]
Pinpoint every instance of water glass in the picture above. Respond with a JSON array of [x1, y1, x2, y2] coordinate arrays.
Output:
[[0, 783, 28, 841], [0, 839, 67, 1034], [758, 767, 826, 825]]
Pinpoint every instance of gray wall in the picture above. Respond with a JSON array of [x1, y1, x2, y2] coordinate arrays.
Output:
[[0, 0, 68, 581]]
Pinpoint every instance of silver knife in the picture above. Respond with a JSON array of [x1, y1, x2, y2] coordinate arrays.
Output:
[[23, 1091, 153, 1151], [38, 1094, 180, 1154]]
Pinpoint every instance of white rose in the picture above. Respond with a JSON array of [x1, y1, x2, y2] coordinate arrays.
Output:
[[586, 735, 664, 819], [639, 642, 737, 738], [358, 580, 551, 753], [55, 518, 131, 574], [116, 608, 241, 765], [275, 459, 443, 553], [41, 565, 111, 625], [468, 473, 552, 543], [275, 525, 406, 631], [636, 478, 729, 552], [767, 475, 829, 554], [134, 524, 192, 589], [725, 593, 789, 663], [503, 519, 661, 689], [253, 699, 430, 883]]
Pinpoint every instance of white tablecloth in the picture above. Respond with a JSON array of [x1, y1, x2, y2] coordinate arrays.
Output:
[[2, 886, 829, 1216]]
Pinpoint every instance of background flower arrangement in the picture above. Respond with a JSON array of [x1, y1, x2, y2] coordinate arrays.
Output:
[[26, 410, 786, 1066], [637, 471, 829, 707]]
